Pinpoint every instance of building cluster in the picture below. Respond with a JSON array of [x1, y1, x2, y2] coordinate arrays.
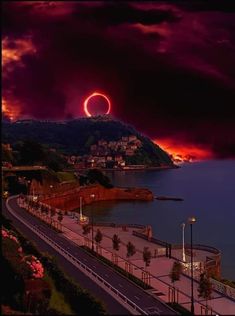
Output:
[[68, 135, 142, 169]]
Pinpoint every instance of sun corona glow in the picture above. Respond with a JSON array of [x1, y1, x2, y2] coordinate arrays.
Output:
[[84, 92, 111, 117]]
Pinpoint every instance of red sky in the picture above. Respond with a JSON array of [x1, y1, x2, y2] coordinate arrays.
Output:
[[2, 1, 235, 159]]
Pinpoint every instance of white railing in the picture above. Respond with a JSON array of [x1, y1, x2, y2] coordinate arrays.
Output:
[[211, 278, 235, 300], [6, 196, 148, 315]]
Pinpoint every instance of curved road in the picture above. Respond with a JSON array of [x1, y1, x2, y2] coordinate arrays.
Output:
[[3, 196, 178, 315]]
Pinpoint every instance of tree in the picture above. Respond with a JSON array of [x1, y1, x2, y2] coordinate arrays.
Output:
[[19, 140, 46, 165], [87, 169, 113, 188], [45, 151, 68, 172], [85, 135, 95, 149], [95, 229, 103, 253], [79, 175, 88, 186], [50, 208, 56, 218], [170, 261, 183, 302], [50, 208, 56, 226], [198, 272, 212, 310], [82, 224, 91, 235], [57, 211, 63, 223], [2, 144, 14, 163], [95, 229, 103, 245], [6, 175, 23, 195], [126, 242, 136, 258], [112, 234, 121, 251], [143, 247, 151, 268], [40, 205, 45, 214], [170, 261, 183, 284], [44, 206, 49, 216]]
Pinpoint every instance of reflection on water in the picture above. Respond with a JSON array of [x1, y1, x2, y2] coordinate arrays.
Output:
[[84, 201, 120, 218], [81, 161, 235, 279]]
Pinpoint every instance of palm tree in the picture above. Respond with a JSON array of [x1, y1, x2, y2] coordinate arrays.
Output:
[[143, 247, 151, 269], [170, 261, 183, 303]]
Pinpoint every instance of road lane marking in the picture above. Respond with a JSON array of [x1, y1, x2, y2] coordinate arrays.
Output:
[[6, 196, 178, 316]]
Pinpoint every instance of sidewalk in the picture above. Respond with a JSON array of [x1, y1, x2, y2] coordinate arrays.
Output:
[[61, 214, 235, 315], [17, 195, 235, 315]]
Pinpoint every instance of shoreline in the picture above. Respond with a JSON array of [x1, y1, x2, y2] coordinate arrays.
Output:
[[66, 165, 179, 173]]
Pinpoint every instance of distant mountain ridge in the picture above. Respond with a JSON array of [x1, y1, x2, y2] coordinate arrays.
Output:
[[2, 116, 173, 167]]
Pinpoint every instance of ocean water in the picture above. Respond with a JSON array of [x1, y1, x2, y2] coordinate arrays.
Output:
[[84, 160, 235, 279]]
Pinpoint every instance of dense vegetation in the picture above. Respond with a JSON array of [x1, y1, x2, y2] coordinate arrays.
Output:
[[2, 117, 173, 166], [3, 169, 61, 195], [2, 140, 69, 172], [1, 215, 106, 315], [79, 169, 113, 188]]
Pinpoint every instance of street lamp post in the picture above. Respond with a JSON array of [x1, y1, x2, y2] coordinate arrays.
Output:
[[181, 222, 186, 262], [188, 216, 196, 315], [79, 196, 83, 220], [90, 194, 95, 252]]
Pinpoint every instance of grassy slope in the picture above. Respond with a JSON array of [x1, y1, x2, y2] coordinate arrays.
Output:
[[56, 171, 77, 182]]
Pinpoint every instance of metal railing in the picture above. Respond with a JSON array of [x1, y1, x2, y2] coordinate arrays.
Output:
[[12, 197, 226, 314], [6, 196, 148, 315]]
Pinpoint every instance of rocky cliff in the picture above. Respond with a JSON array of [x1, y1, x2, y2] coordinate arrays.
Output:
[[42, 184, 153, 211]]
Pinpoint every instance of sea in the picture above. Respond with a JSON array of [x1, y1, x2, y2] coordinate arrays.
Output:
[[84, 160, 235, 279]]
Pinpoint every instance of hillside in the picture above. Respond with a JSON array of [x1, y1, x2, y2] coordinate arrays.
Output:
[[2, 116, 173, 167]]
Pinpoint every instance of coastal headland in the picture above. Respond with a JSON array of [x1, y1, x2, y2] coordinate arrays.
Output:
[[41, 184, 154, 212]]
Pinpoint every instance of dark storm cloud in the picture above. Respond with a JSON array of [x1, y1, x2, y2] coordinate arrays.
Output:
[[71, 2, 181, 25], [2, 1, 235, 158], [175, 0, 235, 13]]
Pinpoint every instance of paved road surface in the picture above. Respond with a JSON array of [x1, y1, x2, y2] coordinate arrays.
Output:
[[3, 197, 178, 315]]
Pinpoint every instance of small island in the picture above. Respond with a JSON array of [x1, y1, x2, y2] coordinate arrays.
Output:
[[155, 196, 184, 201]]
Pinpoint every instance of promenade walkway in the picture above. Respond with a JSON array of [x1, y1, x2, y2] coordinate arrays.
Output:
[[60, 215, 235, 315], [17, 195, 235, 315]]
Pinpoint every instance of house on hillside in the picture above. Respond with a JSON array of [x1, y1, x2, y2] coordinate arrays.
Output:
[[128, 135, 137, 142], [125, 149, 134, 156]]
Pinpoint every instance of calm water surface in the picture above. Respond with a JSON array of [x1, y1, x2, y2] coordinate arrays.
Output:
[[84, 160, 235, 279]]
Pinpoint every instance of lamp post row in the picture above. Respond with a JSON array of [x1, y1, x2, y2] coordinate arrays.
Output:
[[26, 183, 197, 315]]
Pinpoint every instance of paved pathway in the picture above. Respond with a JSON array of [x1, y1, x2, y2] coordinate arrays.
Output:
[[5, 197, 179, 315], [60, 214, 235, 315]]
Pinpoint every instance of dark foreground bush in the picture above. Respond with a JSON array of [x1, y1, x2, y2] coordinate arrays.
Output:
[[2, 215, 106, 315]]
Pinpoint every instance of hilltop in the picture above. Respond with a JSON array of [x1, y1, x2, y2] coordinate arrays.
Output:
[[2, 116, 173, 168]]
